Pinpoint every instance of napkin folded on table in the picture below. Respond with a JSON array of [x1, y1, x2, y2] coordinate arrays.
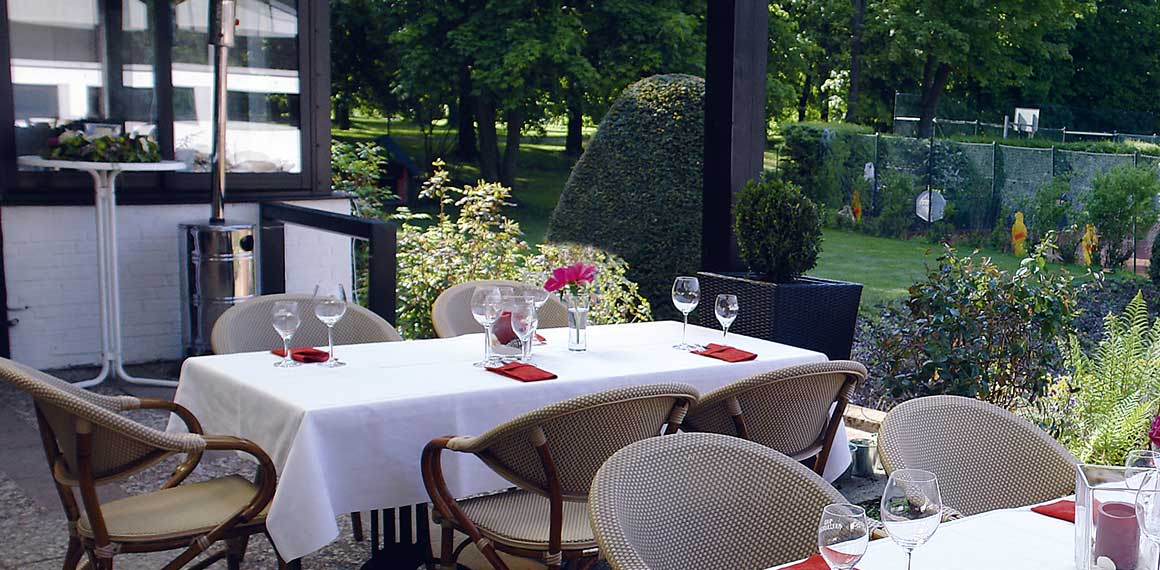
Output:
[[783, 553, 857, 570], [271, 347, 330, 363], [486, 362, 557, 382], [1031, 499, 1075, 523], [693, 343, 758, 363]]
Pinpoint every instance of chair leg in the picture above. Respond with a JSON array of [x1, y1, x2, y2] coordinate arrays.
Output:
[[439, 525, 455, 567], [351, 511, 365, 542], [277, 559, 302, 570], [226, 536, 250, 570], [62, 537, 84, 570]]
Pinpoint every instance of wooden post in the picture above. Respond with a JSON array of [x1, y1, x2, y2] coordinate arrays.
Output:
[[703, 0, 769, 272]]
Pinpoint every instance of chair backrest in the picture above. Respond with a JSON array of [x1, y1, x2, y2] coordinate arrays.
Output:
[[878, 395, 1077, 516], [589, 432, 845, 570], [431, 279, 569, 338], [211, 292, 402, 354], [683, 361, 867, 459], [446, 383, 699, 500]]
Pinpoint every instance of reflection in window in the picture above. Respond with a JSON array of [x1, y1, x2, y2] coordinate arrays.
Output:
[[173, 0, 301, 173]]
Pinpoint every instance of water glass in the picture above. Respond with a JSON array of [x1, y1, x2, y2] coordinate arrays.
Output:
[[881, 469, 942, 570], [1135, 471, 1160, 570], [671, 276, 701, 350], [818, 503, 869, 570], [471, 286, 503, 367], [714, 294, 739, 340], [510, 296, 539, 362], [523, 273, 552, 345], [271, 301, 301, 368], [1126, 449, 1160, 489], [314, 284, 348, 368]]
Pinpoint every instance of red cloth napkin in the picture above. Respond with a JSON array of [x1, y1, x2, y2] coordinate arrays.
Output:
[[1031, 499, 1075, 523], [693, 343, 758, 362], [784, 553, 858, 570], [486, 362, 557, 382], [271, 347, 330, 363]]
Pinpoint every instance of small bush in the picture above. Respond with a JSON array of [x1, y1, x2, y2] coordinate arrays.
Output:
[[733, 176, 822, 282], [873, 171, 918, 238], [332, 141, 393, 217], [1086, 164, 1160, 268], [779, 122, 873, 209], [1028, 176, 1082, 263]]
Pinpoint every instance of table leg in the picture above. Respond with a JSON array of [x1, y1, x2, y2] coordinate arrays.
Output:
[[360, 505, 434, 570], [70, 171, 116, 388]]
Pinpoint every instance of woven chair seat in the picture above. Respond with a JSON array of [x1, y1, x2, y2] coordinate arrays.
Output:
[[77, 475, 267, 542], [435, 490, 596, 551]]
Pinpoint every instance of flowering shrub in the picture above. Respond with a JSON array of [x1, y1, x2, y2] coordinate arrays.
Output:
[[391, 161, 651, 339]]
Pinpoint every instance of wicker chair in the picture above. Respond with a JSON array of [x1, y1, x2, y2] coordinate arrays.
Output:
[[683, 360, 867, 477], [422, 383, 699, 570], [878, 395, 1078, 517], [588, 432, 846, 570], [211, 292, 401, 354], [431, 280, 569, 338], [0, 357, 296, 570]]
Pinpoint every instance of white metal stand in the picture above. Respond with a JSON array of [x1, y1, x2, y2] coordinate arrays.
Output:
[[18, 156, 186, 388]]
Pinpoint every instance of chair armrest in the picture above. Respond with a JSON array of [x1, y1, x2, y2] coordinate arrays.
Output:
[[203, 435, 277, 522], [132, 398, 205, 488]]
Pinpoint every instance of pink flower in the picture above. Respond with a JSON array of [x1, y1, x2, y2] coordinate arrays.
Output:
[[543, 262, 597, 292], [1150, 413, 1160, 449]]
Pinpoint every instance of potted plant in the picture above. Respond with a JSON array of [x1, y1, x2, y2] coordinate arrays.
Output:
[[696, 175, 863, 359]]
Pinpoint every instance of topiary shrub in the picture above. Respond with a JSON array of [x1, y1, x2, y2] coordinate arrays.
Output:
[[547, 74, 705, 318], [733, 175, 822, 282]]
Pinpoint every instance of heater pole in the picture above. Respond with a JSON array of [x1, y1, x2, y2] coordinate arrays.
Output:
[[208, 0, 236, 223]]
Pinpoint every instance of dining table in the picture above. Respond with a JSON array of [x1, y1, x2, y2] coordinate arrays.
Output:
[[168, 320, 850, 563]]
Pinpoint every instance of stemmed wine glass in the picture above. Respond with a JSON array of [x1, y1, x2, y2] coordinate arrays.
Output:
[[510, 296, 539, 363], [271, 301, 301, 368], [523, 272, 551, 345], [314, 284, 348, 368], [471, 286, 503, 367], [715, 294, 739, 341], [881, 469, 942, 570], [818, 503, 870, 570], [1126, 449, 1160, 489], [672, 276, 701, 350], [1135, 470, 1160, 570]]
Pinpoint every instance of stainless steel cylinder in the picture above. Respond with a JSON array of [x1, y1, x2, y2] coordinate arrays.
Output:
[[180, 222, 256, 356]]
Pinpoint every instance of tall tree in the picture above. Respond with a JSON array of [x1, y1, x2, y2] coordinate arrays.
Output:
[[845, 0, 866, 122], [330, 0, 402, 128]]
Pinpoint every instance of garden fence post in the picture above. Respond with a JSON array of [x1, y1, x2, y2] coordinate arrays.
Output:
[[1051, 146, 1056, 178], [990, 142, 998, 230]]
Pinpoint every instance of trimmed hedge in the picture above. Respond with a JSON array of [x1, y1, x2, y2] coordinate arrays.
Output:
[[547, 74, 705, 319]]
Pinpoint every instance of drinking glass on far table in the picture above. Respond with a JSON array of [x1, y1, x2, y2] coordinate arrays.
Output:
[[881, 469, 942, 570], [714, 294, 739, 341], [1126, 449, 1160, 489], [818, 503, 869, 570], [271, 301, 301, 368], [523, 273, 551, 345], [471, 286, 503, 368], [314, 284, 348, 368], [671, 276, 701, 350], [510, 296, 539, 362]]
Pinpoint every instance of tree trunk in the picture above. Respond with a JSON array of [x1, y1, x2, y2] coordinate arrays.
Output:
[[476, 97, 500, 182], [334, 97, 351, 130], [917, 57, 951, 138], [455, 63, 477, 159], [565, 103, 584, 156], [500, 109, 524, 188], [846, 0, 865, 123], [797, 73, 812, 122]]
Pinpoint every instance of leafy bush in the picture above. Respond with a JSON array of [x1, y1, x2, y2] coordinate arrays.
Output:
[[779, 122, 874, 208], [1027, 176, 1082, 263], [1023, 292, 1160, 464], [866, 237, 1081, 407], [333, 141, 393, 217], [548, 74, 704, 319], [872, 170, 918, 238], [733, 175, 822, 282], [394, 161, 651, 339], [1086, 164, 1160, 268]]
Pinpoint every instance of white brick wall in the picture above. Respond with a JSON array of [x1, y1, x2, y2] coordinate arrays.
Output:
[[2, 198, 354, 369]]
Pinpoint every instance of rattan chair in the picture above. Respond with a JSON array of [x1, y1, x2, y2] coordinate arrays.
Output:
[[422, 383, 699, 570], [211, 292, 401, 354], [878, 395, 1078, 517], [683, 360, 867, 477], [431, 279, 569, 338], [588, 432, 846, 570], [0, 357, 296, 570]]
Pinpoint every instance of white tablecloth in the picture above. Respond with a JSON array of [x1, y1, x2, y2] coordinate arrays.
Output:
[[170, 321, 848, 560], [774, 505, 1076, 570]]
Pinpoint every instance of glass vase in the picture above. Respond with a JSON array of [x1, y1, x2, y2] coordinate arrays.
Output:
[[1076, 464, 1150, 570], [565, 292, 589, 352]]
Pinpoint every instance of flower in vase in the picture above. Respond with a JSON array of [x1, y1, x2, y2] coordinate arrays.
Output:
[[1149, 413, 1160, 449], [544, 262, 597, 294]]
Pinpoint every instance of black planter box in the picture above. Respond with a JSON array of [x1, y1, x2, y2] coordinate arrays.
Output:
[[695, 272, 863, 360]]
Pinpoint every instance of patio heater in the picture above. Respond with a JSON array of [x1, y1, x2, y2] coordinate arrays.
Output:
[[179, 0, 258, 356]]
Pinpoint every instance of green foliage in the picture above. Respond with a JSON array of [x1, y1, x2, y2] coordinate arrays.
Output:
[[866, 237, 1081, 407], [1027, 176, 1083, 263], [779, 122, 874, 208], [332, 141, 394, 218], [1086, 164, 1160, 268], [733, 176, 822, 282], [547, 74, 704, 319], [42, 131, 161, 163], [394, 161, 651, 339], [870, 170, 918, 238], [953, 135, 1160, 158], [1023, 293, 1160, 464]]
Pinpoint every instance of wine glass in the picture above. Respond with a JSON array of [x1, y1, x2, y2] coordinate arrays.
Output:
[[510, 296, 539, 363], [1126, 449, 1160, 490], [881, 469, 942, 570], [471, 286, 503, 367], [1135, 470, 1160, 570], [314, 284, 348, 368], [715, 294, 739, 341], [818, 503, 870, 570], [671, 276, 701, 350], [271, 301, 301, 368], [523, 272, 552, 343]]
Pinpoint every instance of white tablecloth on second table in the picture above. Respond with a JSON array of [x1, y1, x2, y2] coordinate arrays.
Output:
[[170, 321, 848, 560]]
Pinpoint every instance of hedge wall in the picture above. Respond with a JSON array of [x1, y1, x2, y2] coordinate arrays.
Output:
[[547, 74, 705, 320]]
